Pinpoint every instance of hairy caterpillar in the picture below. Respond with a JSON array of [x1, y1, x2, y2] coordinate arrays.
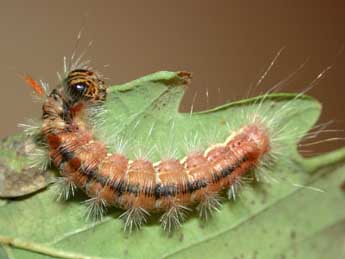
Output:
[[23, 52, 326, 233]]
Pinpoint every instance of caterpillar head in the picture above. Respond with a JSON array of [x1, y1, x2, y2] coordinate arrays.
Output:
[[65, 69, 107, 103]]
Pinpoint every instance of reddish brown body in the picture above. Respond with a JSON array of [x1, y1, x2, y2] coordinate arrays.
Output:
[[40, 68, 271, 230]]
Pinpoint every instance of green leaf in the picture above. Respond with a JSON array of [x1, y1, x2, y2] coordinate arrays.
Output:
[[0, 71, 344, 259]]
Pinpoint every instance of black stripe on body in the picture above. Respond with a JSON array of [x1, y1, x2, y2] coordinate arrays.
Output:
[[70, 156, 250, 199]]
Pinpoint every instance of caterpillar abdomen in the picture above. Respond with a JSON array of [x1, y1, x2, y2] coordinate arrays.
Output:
[[38, 68, 271, 232]]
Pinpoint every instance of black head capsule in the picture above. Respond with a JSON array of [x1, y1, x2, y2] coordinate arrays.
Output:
[[64, 69, 107, 103]]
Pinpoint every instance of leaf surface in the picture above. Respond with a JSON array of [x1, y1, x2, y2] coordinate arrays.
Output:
[[0, 71, 344, 259]]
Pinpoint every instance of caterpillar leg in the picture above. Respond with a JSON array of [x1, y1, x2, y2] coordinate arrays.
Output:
[[159, 204, 191, 232], [28, 146, 51, 171], [119, 206, 150, 233], [227, 176, 248, 200], [53, 177, 77, 201], [82, 196, 108, 221], [196, 193, 222, 221], [227, 184, 239, 201]]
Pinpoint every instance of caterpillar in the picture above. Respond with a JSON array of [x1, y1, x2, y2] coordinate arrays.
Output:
[[23, 55, 318, 233]]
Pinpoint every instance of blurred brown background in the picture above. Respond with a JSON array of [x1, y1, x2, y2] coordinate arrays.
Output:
[[0, 1, 344, 152]]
